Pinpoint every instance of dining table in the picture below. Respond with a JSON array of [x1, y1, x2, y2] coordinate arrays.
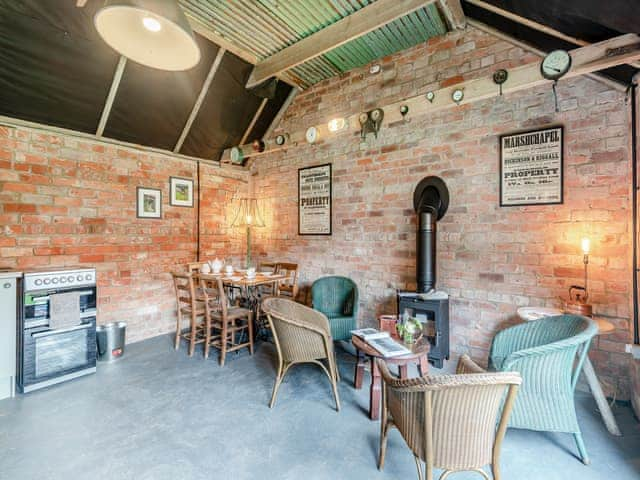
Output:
[[214, 270, 288, 339]]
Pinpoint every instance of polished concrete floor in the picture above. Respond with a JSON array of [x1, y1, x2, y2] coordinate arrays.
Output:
[[1, 335, 639, 480]]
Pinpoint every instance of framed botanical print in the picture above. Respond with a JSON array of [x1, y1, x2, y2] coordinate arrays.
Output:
[[298, 163, 332, 235], [170, 177, 194, 207], [136, 187, 162, 219]]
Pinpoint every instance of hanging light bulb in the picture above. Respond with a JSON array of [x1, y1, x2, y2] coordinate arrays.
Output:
[[142, 17, 162, 32], [95, 0, 201, 71]]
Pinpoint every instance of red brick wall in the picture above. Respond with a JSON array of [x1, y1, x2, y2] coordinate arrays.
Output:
[[0, 126, 248, 342], [252, 27, 634, 398]]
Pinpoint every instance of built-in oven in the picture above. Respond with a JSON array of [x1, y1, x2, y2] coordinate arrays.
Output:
[[18, 268, 97, 393]]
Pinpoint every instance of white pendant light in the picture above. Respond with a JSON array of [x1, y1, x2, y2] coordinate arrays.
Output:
[[95, 0, 201, 71]]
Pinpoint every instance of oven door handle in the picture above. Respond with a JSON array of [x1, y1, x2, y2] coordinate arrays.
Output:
[[26, 290, 94, 302], [32, 323, 93, 338]]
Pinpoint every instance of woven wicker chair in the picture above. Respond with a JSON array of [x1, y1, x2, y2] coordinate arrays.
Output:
[[311, 276, 359, 342], [489, 314, 598, 464], [261, 296, 340, 411], [378, 355, 521, 480]]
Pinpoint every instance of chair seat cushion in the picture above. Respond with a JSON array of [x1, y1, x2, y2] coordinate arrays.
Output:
[[327, 315, 356, 342], [211, 307, 252, 321]]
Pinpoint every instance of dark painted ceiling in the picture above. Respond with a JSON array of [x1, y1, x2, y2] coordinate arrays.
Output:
[[0, 0, 290, 162], [462, 0, 639, 85], [0, 0, 636, 164]]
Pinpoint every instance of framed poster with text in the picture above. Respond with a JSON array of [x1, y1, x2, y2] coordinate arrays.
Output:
[[298, 163, 332, 235], [500, 126, 563, 206]]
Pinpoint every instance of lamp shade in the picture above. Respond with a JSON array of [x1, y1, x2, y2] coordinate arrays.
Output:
[[231, 198, 265, 228], [95, 0, 201, 71]]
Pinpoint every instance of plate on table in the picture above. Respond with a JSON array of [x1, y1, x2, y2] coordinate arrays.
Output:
[[517, 307, 563, 321], [260, 271, 275, 276]]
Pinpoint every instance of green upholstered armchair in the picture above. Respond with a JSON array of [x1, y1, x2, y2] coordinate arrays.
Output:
[[489, 314, 599, 465], [311, 276, 359, 342]]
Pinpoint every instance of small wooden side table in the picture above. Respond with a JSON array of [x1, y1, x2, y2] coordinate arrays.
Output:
[[516, 307, 622, 436], [352, 334, 430, 420]]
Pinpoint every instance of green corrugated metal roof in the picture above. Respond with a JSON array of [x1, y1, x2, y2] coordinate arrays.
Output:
[[179, 0, 449, 88]]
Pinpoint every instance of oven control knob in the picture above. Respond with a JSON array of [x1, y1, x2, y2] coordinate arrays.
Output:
[[77, 275, 83, 281], [67, 275, 74, 283], [52, 277, 59, 284], [43, 278, 51, 285], [60, 277, 66, 284], [35, 279, 42, 286], [85, 274, 92, 281]]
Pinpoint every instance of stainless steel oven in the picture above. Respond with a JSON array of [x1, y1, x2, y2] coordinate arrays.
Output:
[[18, 268, 97, 393]]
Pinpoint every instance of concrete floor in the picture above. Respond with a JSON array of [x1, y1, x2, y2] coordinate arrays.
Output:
[[1, 335, 639, 480]]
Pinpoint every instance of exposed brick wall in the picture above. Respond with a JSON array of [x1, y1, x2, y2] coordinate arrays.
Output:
[[252, 27, 634, 399], [0, 125, 248, 342]]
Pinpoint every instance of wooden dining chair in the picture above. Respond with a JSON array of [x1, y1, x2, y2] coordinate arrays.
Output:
[[275, 262, 299, 300], [187, 261, 206, 274], [258, 260, 279, 296], [197, 273, 254, 365], [171, 271, 206, 356]]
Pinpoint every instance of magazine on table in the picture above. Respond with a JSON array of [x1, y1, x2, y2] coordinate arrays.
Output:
[[351, 328, 410, 358], [351, 328, 389, 341]]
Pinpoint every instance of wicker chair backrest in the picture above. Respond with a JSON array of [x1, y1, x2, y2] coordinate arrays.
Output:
[[378, 360, 521, 470], [262, 297, 331, 362]]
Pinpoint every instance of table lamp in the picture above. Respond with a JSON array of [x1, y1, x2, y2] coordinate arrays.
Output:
[[565, 237, 593, 317], [231, 198, 265, 269]]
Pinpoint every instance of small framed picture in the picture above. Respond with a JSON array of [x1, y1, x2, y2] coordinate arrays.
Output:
[[136, 187, 162, 219], [170, 177, 194, 207]]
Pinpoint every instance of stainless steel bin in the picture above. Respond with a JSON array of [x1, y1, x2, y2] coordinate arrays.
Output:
[[96, 322, 127, 362]]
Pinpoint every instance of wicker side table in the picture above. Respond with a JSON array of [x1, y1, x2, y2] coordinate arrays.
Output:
[[352, 334, 430, 420]]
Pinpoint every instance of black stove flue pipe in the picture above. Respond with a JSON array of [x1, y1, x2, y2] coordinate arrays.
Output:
[[413, 176, 449, 293]]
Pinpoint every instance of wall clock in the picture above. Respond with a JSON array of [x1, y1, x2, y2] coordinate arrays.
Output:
[[540, 50, 571, 81], [452, 88, 464, 104], [305, 126, 318, 144], [425, 91, 435, 103], [399, 104, 409, 117], [275, 134, 287, 146]]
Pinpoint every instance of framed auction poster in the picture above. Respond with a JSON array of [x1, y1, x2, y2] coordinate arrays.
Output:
[[298, 163, 332, 235], [499, 126, 563, 206]]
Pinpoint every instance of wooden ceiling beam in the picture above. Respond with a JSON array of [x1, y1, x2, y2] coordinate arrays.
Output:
[[186, 13, 302, 89], [174, 48, 226, 153], [437, 0, 466, 30], [96, 55, 127, 137], [245, 0, 437, 89], [240, 98, 268, 146], [223, 33, 640, 163], [465, 0, 640, 69]]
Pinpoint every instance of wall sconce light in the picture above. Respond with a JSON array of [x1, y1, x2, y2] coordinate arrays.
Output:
[[328, 117, 347, 132], [231, 198, 265, 268]]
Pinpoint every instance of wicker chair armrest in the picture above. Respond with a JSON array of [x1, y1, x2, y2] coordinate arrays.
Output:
[[262, 299, 332, 339], [456, 354, 487, 374], [378, 358, 521, 392], [499, 329, 595, 370]]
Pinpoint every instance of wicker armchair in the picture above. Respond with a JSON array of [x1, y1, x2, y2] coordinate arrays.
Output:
[[378, 355, 521, 480], [489, 314, 598, 464], [311, 276, 359, 342], [261, 297, 340, 411]]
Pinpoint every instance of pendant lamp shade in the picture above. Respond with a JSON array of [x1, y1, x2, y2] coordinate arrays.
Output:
[[94, 0, 201, 71]]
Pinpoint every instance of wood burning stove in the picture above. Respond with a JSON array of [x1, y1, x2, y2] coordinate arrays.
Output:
[[398, 176, 450, 368]]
